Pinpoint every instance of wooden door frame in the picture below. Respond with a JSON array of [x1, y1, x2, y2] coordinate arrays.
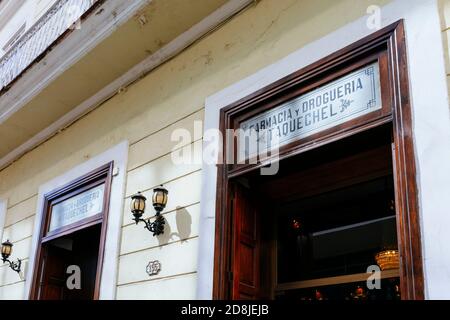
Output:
[[213, 20, 424, 300], [29, 162, 113, 300]]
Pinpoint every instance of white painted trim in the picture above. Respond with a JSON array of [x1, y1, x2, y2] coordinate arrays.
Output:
[[198, 0, 450, 299], [23, 141, 129, 300], [0, 0, 152, 123], [0, 0, 253, 171], [0, 0, 26, 33]]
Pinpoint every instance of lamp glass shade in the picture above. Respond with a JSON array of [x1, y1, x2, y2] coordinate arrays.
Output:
[[375, 249, 399, 271], [1, 240, 12, 258], [130, 192, 146, 216], [152, 187, 168, 210]]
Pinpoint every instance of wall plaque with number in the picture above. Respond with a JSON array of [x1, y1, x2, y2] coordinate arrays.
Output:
[[49, 184, 105, 232]]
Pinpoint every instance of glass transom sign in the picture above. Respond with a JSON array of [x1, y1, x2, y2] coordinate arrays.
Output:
[[49, 184, 105, 232], [239, 62, 382, 159]]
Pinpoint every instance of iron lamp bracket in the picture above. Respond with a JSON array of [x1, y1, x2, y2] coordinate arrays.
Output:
[[134, 214, 165, 236], [2, 257, 21, 274]]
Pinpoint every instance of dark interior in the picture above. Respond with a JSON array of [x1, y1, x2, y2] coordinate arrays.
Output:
[[277, 176, 397, 283], [231, 124, 401, 300], [39, 224, 101, 300]]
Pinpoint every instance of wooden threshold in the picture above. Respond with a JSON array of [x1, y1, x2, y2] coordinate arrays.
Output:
[[276, 269, 400, 291]]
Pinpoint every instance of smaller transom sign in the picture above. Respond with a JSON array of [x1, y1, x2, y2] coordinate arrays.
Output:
[[239, 62, 382, 159], [49, 184, 105, 232]]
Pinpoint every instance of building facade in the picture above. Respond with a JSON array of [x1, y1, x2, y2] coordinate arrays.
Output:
[[0, 0, 449, 300]]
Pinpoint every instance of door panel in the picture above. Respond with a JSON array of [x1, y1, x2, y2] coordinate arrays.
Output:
[[36, 224, 102, 300], [232, 183, 261, 300], [39, 246, 71, 300]]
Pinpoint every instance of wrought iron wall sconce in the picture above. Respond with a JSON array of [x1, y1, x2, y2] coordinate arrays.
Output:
[[1, 240, 22, 274], [131, 186, 168, 236]]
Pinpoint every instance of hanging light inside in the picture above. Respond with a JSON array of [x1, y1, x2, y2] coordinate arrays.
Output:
[[375, 249, 399, 271]]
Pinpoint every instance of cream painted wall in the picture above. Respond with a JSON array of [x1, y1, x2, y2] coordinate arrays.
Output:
[[0, 0, 398, 299]]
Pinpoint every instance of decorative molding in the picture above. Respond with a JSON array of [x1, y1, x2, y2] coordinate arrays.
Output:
[[146, 260, 162, 276], [0, 0, 253, 171]]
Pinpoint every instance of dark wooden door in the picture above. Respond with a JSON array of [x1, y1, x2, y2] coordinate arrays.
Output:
[[37, 225, 101, 300], [231, 183, 261, 299], [39, 245, 72, 300]]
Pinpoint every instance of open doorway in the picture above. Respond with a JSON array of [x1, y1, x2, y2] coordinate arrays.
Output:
[[215, 22, 423, 299], [38, 224, 101, 300], [30, 163, 112, 300], [230, 125, 401, 300]]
